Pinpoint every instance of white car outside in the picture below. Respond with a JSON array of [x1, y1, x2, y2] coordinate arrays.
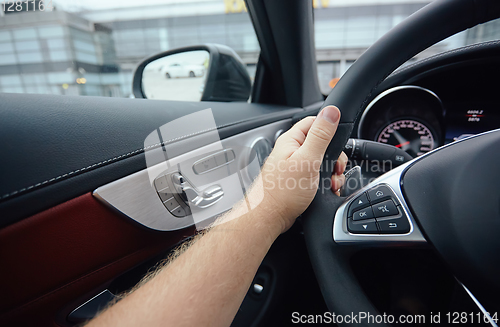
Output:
[[161, 63, 205, 78]]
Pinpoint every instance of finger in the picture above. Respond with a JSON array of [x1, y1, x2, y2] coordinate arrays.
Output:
[[298, 106, 341, 161], [335, 151, 348, 175], [331, 173, 345, 192], [274, 116, 315, 158], [278, 116, 315, 147]]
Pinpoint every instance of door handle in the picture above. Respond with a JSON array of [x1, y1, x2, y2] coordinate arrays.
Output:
[[181, 184, 224, 208], [172, 173, 224, 209]]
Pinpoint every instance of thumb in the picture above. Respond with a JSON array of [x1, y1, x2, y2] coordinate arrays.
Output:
[[300, 106, 341, 160]]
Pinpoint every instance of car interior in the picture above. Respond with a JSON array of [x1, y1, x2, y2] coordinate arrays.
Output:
[[1, 0, 500, 326]]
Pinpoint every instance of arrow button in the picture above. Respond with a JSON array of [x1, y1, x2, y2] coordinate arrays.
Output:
[[348, 192, 370, 217], [347, 218, 379, 234]]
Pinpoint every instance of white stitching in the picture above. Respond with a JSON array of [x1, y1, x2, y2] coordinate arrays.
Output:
[[1, 118, 251, 200]]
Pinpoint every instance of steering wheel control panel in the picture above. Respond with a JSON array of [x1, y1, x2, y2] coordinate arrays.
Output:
[[347, 184, 410, 234], [333, 161, 426, 244]]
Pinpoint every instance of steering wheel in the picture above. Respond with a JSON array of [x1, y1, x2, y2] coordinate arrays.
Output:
[[302, 0, 500, 325]]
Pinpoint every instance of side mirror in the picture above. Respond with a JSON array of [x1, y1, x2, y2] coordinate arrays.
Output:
[[132, 44, 251, 102]]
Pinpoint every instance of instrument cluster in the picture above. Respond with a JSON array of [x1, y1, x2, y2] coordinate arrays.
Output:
[[358, 86, 444, 158]]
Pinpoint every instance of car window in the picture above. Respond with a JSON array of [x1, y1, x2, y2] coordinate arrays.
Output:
[[315, 0, 500, 95], [0, 0, 259, 99]]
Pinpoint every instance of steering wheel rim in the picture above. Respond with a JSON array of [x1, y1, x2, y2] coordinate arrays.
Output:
[[302, 0, 500, 325]]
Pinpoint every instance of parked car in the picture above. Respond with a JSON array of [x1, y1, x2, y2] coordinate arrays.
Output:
[[161, 63, 205, 78]]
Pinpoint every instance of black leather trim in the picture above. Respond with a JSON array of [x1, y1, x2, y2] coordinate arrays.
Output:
[[0, 93, 301, 228]]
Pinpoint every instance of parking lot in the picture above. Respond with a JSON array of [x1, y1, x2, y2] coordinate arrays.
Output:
[[142, 70, 205, 101]]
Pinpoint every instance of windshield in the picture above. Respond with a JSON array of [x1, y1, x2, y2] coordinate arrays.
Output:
[[315, 0, 500, 95], [0, 0, 259, 98]]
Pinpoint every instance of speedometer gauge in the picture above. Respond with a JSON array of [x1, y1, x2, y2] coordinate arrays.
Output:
[[376, 119, 437, 157]]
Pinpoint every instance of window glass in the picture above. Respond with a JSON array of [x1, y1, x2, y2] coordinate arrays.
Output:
[[0, 42, 14, 53], [0, 0, 258, 99], [15, 40, 41, 51], [49, 50, 69, 61], [315, 0, 500, 95], [47, 38, 66, 49], [38, 26, 65, 38], [0, 54, 17, 64], [18, 52, 43, 63], [0, 75, 23, 87], [13, 28, 37, 40], [0, 31, 12, 42]]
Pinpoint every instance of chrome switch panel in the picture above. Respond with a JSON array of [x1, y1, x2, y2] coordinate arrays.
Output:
[[93, 120, 292, 231], [153, 172, 191, 217], [192, 149, 235, 174]]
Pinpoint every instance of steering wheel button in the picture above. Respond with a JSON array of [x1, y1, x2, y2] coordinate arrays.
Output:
[[372, 200, 398, 218], [347, 192, 369, 216], [367, 185, 399, 204], [377, 216, 410, 234], [347, 218, 378, 234], [352, 207, 374, 221]]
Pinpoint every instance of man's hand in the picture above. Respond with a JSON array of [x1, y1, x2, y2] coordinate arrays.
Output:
[[251, 106, 347, 234]]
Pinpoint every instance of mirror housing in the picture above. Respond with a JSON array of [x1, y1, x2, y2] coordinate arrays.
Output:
[[132, 44, 251, 102]]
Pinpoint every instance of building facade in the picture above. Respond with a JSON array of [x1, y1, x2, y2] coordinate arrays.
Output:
[[1, 0, 499, 97]]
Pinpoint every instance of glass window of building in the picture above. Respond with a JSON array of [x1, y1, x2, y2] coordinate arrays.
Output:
[[314, 0, 500, 95], [0, 0, 259, 99]]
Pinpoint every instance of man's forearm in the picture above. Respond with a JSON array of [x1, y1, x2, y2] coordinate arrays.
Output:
[[87, 106, 344, 327], [88, 196, 281, 327]]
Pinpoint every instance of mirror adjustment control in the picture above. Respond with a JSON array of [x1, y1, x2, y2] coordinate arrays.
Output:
[[352, 207, 374, 221], [367, 185, 399, 205], [377, 215, 410, 234], [372, 199, 398, 218], [348, 192, 369, 216], [348, 218, 379, 234]]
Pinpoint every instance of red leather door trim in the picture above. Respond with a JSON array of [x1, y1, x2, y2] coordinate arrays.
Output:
[[0, 193, 193, 326]]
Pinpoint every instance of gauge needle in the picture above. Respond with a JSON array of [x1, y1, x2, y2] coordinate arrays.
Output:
[[392, 130, 409, 149], [395, 141, 410, 148]]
